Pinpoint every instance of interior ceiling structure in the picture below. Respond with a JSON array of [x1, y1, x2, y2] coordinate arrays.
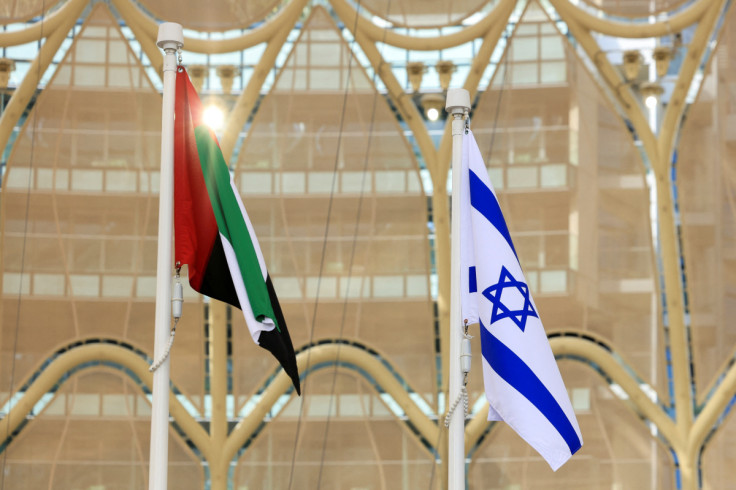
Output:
[[137, 0, 284, 32], [359, 0, 494, 28], [580, 0, 691, 17], [0, 0, 49, 23], [232, 6, 437, 408], [0, 0, 733, 489]]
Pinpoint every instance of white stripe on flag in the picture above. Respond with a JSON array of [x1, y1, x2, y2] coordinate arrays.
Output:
[[229, 178, 268, 279], [220, 232, 275, 343], [480, 357, 572, 470]]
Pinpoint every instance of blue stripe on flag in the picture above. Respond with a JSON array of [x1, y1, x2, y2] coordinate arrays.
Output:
[[469, 170, 518, 262], [469, 266, 477, 293], [480, 320, 582, 455]]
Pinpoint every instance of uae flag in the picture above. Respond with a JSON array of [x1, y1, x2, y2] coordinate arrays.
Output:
[[173, 67, 300, 395]]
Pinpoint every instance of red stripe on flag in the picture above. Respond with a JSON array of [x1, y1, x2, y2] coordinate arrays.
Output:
[[174, 68, 219, 291]]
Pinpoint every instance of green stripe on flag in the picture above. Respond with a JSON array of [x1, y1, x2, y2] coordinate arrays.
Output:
[[193, 125, 279, 332]]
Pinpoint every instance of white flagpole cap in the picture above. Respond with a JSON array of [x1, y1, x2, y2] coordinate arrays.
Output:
[[446, 88, 470, 115], [157, 22, 184, 50]]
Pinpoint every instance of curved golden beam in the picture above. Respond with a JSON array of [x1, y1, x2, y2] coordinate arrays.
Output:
[[464, 335, 680, 454], [657, 0, 724, 170], [110, 0, 308, 54], [0, 343, 213, 461], [222, 342, 439, 463], [560, 14, 660, 163], [345, 22, 452, 399], [220, 1, 302, 160], [0, 0, 87, 48], [546, 2, 725, 487], [330, 0, 514, 51], [684, 10, 729, 480], [555, 5, 693, 436], [557, 0, 724, 440], [653, 4, 725, 459], [344, 25, 450, 387], [348, 30, 436, 174], [698, 352, 736, 407], [110, 0, 163, 79], [548, 0, 710, 39], [0, 0, 86, 173], [436, 0, 516, 184], [688, 358, 736, 463], [433, 0, 515, 399]]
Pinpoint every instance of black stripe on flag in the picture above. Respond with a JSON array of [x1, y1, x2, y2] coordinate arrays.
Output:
[[199, 235, 241, 310], [258, 275, 301, 395]]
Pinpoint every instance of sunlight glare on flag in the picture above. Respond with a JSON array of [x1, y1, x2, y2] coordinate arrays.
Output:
[[203, 104, 224, 130]]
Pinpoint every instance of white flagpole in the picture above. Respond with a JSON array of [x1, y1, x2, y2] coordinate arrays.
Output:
[[149, 22, 183, 490], [446, 88, 471, 490]]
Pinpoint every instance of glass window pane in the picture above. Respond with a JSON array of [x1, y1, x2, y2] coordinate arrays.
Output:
[[488, 168, 504, 189], [512, 62, 537, 85], [540, 270, 567, 293], [541, 164, 567, 187], [507, 166, 538, 188], [541, 36, 565, 59], [241, 172, 272, 195], [541, 61, 566, 84], [512, 36, 538, 61]]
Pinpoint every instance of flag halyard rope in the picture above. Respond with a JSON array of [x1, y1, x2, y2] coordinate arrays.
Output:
[[286, 2, 369, 486], [428, 31, 511, 489], [149, 43, 185, 375], [444, 320, 472, 428], [149, 264, 184, 372], [285, 1, 395, 488]]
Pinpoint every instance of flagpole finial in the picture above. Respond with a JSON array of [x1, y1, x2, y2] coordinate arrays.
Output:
[[445, 88, 470, 116], [156, 22, 184, 51]]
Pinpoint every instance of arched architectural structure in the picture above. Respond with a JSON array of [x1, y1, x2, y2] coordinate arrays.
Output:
[[0, 0, 734, 488]]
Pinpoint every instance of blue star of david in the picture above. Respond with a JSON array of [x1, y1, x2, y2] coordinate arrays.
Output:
[[481, 266, 538, 332]]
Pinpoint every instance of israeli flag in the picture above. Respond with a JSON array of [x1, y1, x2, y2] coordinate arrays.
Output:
[[460, 130, 582, 470]]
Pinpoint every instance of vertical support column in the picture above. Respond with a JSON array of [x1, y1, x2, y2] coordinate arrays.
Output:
[[209, 299, 229, 490], [446, 88, 471, 490], [149, 22, 183, 490]]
